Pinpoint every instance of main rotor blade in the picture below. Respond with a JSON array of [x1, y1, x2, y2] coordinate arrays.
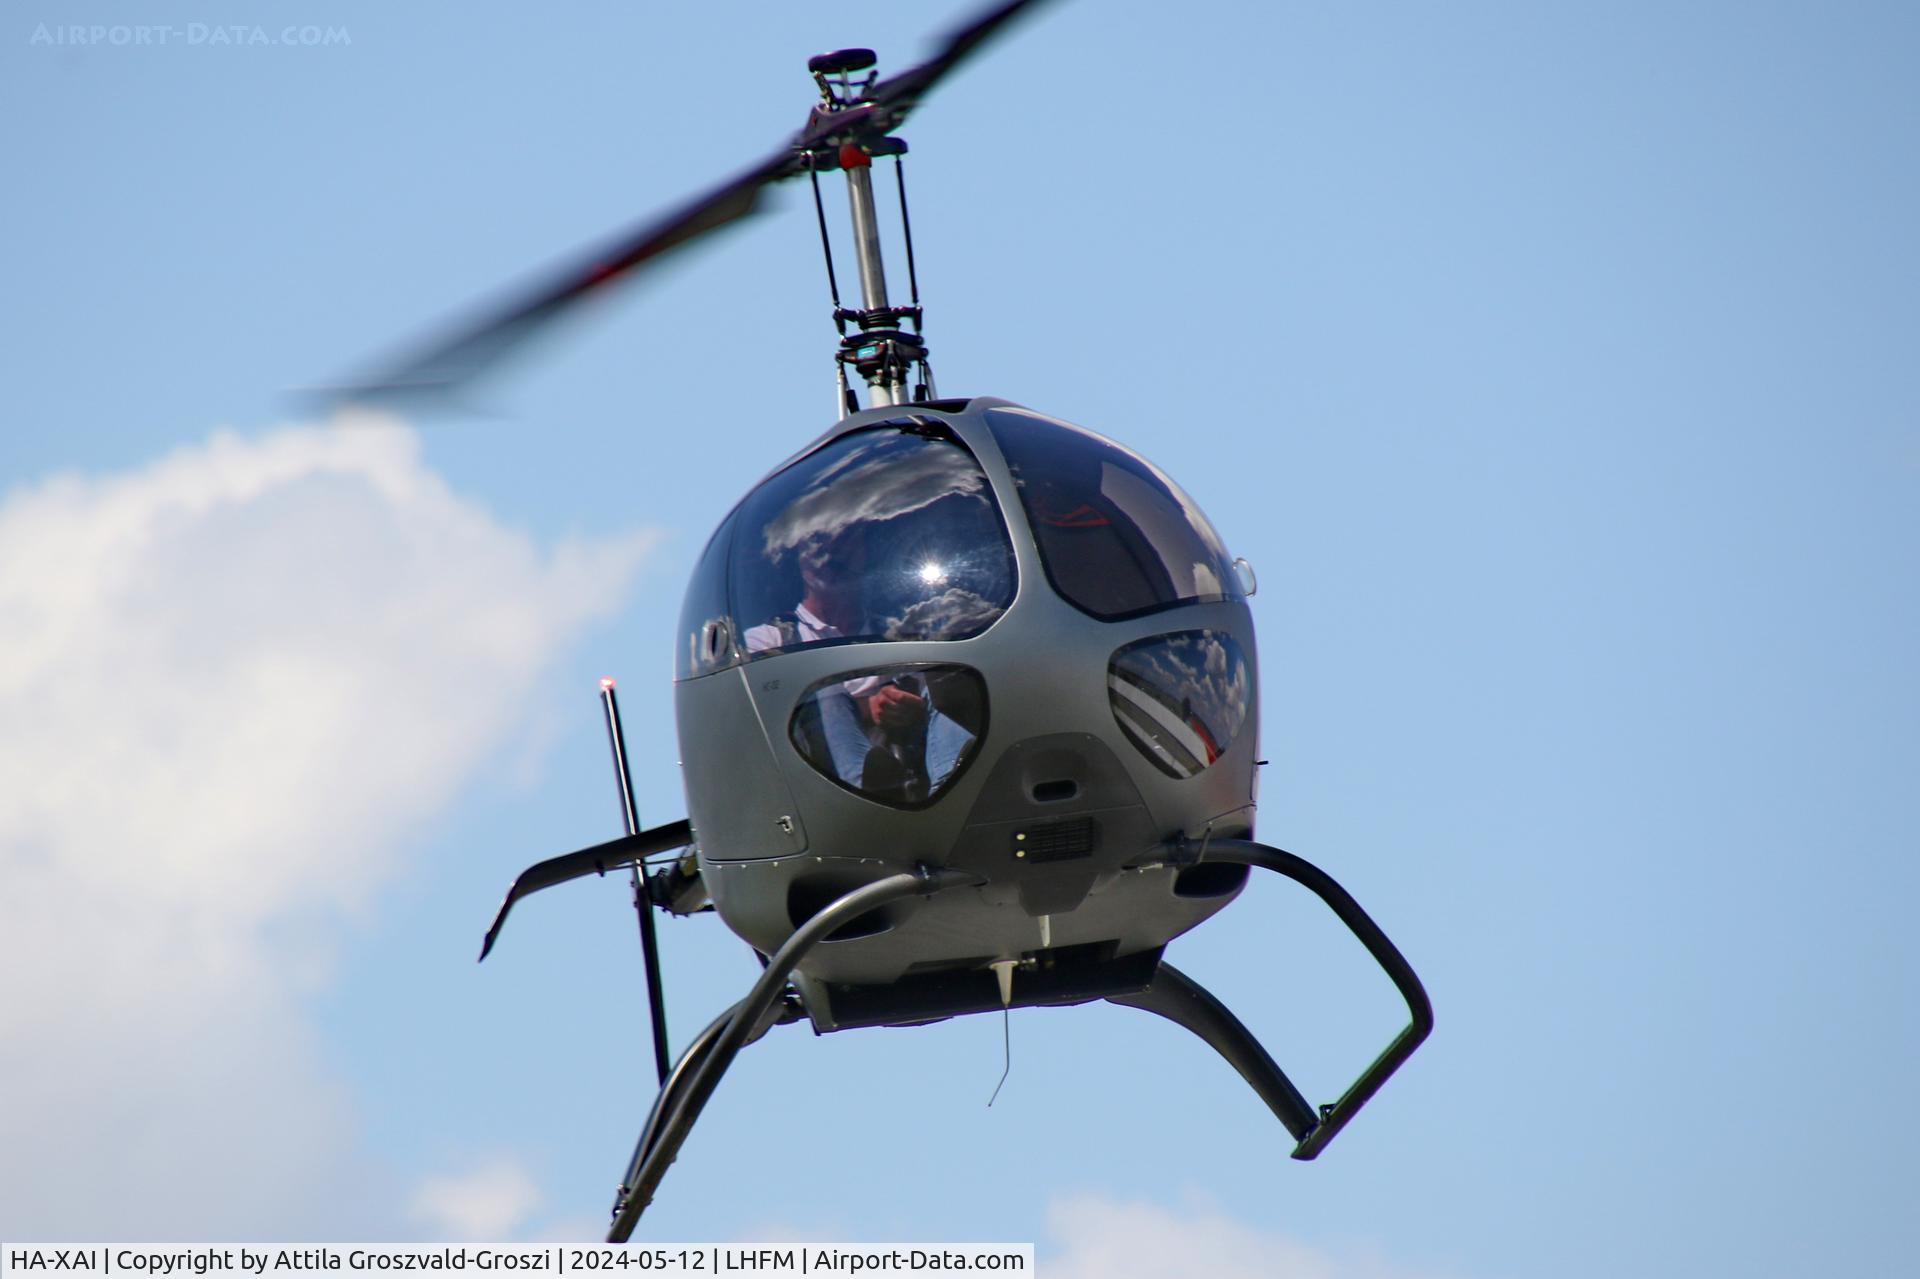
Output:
[[319, 149, 798, 404], [864, 0, 1054, 127], [315, 0, 1054, 407]]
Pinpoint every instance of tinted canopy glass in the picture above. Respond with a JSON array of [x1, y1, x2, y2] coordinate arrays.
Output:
[[731, 427, 1016, 658], [987, 408, 1241, 620], [676, 511, 742, 680], [789, 663, 989, 808], [1108, 630, 1250, 779]]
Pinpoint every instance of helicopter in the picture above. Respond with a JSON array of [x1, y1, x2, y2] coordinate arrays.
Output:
[[328, 0, 1430, 1243]]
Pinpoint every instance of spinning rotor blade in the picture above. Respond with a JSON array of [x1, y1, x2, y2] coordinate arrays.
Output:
[[862, 0, 1051, 129], [317, 0, 1054, 407], [319, 151, 795, 403]]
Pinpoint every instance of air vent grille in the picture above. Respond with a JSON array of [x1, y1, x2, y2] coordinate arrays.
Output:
[[1014, 817, 1098, 863]]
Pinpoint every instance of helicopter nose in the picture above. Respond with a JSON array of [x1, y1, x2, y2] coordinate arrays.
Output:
[[944, 731, 1156, 916]]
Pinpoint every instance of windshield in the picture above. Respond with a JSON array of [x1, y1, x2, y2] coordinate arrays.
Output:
[[729, 427, 1017, 658]]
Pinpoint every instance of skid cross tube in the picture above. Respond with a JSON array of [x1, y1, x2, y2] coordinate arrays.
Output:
[[1108, 961, 1318, 1141], [1138, 838, 1432, 1160], [617, 994, 804, 1214], [608, 865, 977, 1241], [621, 1003, 734, 1203]]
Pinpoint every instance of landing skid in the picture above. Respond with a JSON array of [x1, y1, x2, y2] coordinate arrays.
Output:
[[593, 838, 1428, 1238], [606, 866, 979, 1242], [1117, 838, 1433, 1160]]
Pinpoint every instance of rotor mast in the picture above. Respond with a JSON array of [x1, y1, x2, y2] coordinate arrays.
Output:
[[844, 161, 892, 318], [806, 48, 933, 414]]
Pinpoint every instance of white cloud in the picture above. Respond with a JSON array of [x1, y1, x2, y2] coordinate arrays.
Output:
[[1043, 1194, 1449, 1279], [410, 1156, 543, 1240], [0, 420, 655, 1239]]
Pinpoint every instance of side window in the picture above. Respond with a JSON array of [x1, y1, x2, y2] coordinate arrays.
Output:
[[1108, 630, 1251, 779], [987, 408, 1241, 621]]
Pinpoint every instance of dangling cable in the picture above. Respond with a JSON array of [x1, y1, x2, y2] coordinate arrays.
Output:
[[987, 958, 1017, 1106], [988, 1007, 1012, 1107]]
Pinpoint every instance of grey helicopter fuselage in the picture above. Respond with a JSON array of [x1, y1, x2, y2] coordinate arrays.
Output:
[[330, 2, 1430, 1237], [674, 395, 1261, 1032]]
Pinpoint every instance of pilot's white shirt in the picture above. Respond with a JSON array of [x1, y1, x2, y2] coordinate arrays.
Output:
[[743, 602, 885, 696]]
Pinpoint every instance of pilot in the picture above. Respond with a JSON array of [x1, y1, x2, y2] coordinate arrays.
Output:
[[744, 525, 973, 802]]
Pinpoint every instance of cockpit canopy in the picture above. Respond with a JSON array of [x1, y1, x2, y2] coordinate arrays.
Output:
[[676, 408, 1244, 681]]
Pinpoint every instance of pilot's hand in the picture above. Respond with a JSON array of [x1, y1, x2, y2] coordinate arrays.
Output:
[[865, 683, 928, 730]]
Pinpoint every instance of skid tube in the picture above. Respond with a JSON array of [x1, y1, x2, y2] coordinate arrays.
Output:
[[607, 865, 978, 1242], [1123, 837, 1433, 1159]]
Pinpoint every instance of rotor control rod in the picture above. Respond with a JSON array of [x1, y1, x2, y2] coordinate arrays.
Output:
[[831, 144, 918, 408]]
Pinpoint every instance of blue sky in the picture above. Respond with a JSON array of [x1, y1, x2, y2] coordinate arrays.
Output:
[[3, 2, 1916, 1275]]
